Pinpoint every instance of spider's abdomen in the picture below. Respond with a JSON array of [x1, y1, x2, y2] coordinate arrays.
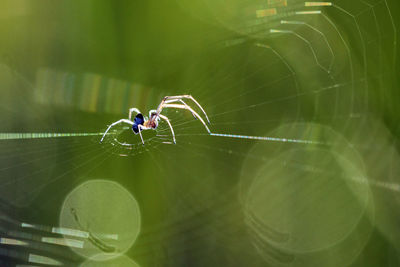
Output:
[[132, 114, 144, 133]]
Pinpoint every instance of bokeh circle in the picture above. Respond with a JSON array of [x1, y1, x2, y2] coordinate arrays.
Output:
[[59, 179, 141, 261]]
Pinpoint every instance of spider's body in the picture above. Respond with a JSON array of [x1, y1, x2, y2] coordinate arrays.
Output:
[[100, 95, 210, 145], [142, 113, 159, 129]]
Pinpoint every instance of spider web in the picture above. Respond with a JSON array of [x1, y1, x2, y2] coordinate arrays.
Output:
[[0, 0, 399, 266]]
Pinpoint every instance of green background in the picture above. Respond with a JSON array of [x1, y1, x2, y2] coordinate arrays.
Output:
[[0, 0, 399, 266]]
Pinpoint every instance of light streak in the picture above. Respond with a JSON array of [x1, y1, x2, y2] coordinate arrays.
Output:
[[0, 237, 28, 246], [21, 223, 89, 238], [281, 20, 305, 25], [305, 2, 332, 7], [41, 237, 84, 248], [28, 254, 62, 266], [295, 10, 322, 14], [268, 0, 287, 7], [270, 29, 292, 33], [256, 8, 277, 18]]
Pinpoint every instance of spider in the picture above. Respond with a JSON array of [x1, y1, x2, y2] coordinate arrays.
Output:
[[100, 95, 211, 145]]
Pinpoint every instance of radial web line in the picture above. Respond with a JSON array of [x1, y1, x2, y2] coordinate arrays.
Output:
[[0, 132, 103, 140]]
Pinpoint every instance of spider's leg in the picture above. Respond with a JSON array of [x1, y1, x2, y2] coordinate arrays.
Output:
[[128, 108, 142, 120], [161, 95, 210, 124], [164, 99, 197, 119], [162, 104, 211, 133], [100, 119, 134, 143], [138, 125, 145, 145], [158, 114, 176, 144]]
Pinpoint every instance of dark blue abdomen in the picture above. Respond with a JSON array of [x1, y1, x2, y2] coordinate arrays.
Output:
[[132, 114, 144, 133]]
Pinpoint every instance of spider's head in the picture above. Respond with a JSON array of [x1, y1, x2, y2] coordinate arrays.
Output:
[[132, 113, 144, 133], [147, 112, 159, 129], [150, 112, 158, 119]]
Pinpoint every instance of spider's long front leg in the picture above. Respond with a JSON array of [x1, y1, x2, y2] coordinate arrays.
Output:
[[100, 119, 134, 143], [165, 99, 197, 119], [157, 95, 210, 124], [158, 114, 176, 144], [128, 108, 142, 120], [161, 104, 211, 133]]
